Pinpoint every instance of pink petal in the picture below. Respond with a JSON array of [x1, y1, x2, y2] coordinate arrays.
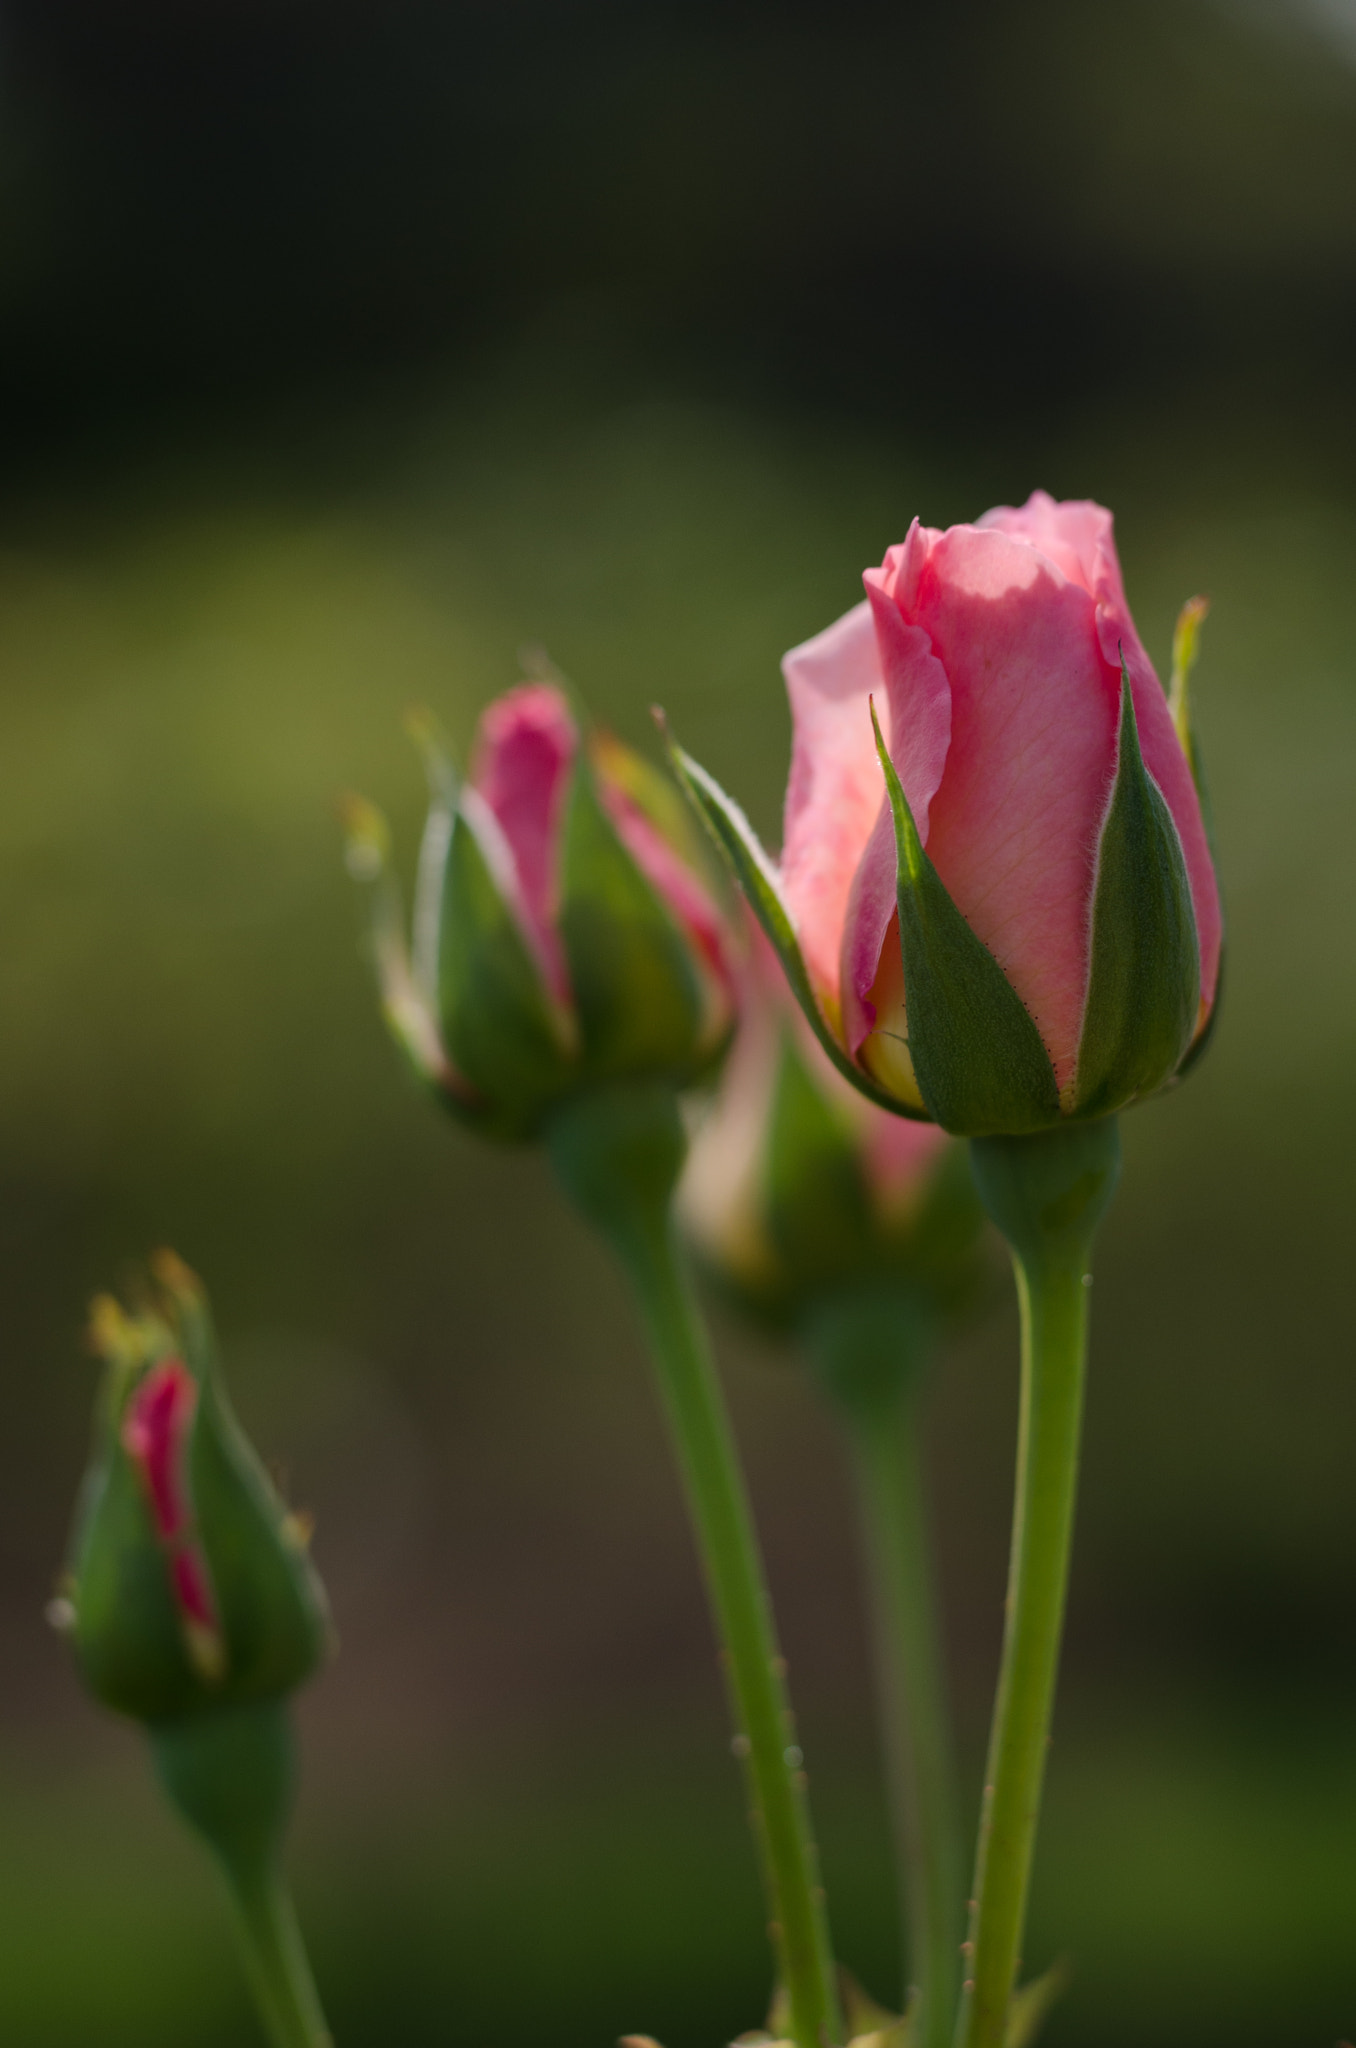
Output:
[[123, 1358, 222, 1638], [681, 911, 953, 1263], [122, 1357, 197, 1544], [753, 903, 948, 1206], [840, 522, 953, 1056], [908, 524, 1119, 1093], [779, 601, 889, 1031], [981, 493, 1221, 1011], [678, 920, 782, 1278], [862, 1108, 952, 1210], [978, 490, 1116, 601], [599, 770, 737, 1040], [471, 683, 578, 1004]]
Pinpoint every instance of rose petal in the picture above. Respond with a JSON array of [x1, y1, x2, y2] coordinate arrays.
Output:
[[980, 493, 1221, 1010], [601, 775, 736, 1043], [908, 524, 1118, 1092], [841, 522, 953, 1056], [862, 1104, 952, 1211], [978, 490, 1114, 600], [122, 1357, 197, 1543], [779, 600, 888, 1029], [471, 683, 578, 1004], [122, 1358, 221, 1638]]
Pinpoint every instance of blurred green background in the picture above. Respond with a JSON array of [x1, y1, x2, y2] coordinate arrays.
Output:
[[1, 1, 1354, 2042]]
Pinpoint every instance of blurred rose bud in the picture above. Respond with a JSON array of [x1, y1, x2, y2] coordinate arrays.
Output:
[[671, 493, 1221, 1137], [63, 1251, 330, 1726], [347, 682, 736, 1141], [679, 918, 986, 1337]]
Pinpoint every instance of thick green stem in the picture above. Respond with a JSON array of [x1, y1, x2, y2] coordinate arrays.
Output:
[[550, 1082, 842, 2048], [151, 1702, 332, 2048], [809, 1289, 961, 2048], [955, 1119, 1121, 2048]]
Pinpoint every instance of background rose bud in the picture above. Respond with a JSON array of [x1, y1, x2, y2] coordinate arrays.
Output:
[[671, 493, 1222, 1136], [66, 1251, 330, 1726], [348, 681, 736, 1141], [679, 920, 986, 1335]]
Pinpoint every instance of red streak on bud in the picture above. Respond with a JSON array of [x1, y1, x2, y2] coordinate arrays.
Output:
[[122, 1357, 196, 1543], [122, 1358, 222, 1647]]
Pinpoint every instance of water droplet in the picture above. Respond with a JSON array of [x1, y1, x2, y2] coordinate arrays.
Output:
[[45, 1597, 76, 1634], [1081, 1273, 1093, 1288], [730, 1733, 751, 1759], [783, 1744, 803, 1768]]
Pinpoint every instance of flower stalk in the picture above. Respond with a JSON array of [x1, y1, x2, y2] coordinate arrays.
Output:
[[807, 1288, 962, 2048], [152, 1703, 331, 2048], [955, 1119, 1121, 2048], [549, 1080, 842, 2048]]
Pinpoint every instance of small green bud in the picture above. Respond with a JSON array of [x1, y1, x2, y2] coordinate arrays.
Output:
[[65, 1251, 331, 1727], [346, 681, 736, 1143], [680, 927, 988, 1339]]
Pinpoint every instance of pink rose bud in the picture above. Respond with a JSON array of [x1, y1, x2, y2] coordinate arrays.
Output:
[[680, 918, 984, 1330], [347, 680, 736, 1141], [63, 1254, 330, 1726], [668, 493, 1221, 1136]]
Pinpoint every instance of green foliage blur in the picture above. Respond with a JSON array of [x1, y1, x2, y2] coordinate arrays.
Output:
[[1, 2, 1354, 2043]]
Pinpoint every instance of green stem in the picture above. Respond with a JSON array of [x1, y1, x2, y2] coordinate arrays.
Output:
[[150, 1702, 332, 2048], [955, 1119, 1121, 2048], [808, 1289, 961, 2048], [549, 1082, 842, 2048], [222, 1857, 334, 2048]]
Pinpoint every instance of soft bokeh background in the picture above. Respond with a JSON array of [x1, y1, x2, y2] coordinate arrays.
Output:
[[1, 2, 1354, 2042]]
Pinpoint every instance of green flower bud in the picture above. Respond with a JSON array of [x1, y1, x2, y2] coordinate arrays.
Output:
[[345, 682, 736, 1143], [62, 1251, 331, 1726], [680, 927, 988, 1342]]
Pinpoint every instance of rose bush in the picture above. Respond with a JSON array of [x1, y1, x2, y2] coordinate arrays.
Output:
[[672, 491, 1222, 1136]]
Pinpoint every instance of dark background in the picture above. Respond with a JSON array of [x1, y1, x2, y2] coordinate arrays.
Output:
[[0, 2, 1354, 2042]]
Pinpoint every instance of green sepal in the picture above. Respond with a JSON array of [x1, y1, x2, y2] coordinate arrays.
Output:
[[1167, 595, 1213, 832], [1165, 594, 1223, 1085], [70, 1279, 331, 1727], [1175, 940, 1223, 1082], [558, 752, 707, 1084], [438, 798, 577, 1139], [839, 1971, 912, 2046], [1073, 671, 1200, 1119], [1004, 1958, 1070, 2048], [660, 724, 914, 1118], [592, 727, 725, 896], [870, 705, 1061, 1137], [72, 1394, 208, 1721]]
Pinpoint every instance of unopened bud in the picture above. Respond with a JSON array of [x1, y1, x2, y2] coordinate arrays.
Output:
[[63, 1254, 331, 1726], [348, 681, 737, 1144]]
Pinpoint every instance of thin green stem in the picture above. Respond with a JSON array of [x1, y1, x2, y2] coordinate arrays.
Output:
[[807, 1288, 960, 2048], [223, 1857, 334, 2048], [956, 1120, 1120, 2048], [550, 1083, 842, 2048], [844, 1382, 961, 2047], [149, 1704, 331, 2048]]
